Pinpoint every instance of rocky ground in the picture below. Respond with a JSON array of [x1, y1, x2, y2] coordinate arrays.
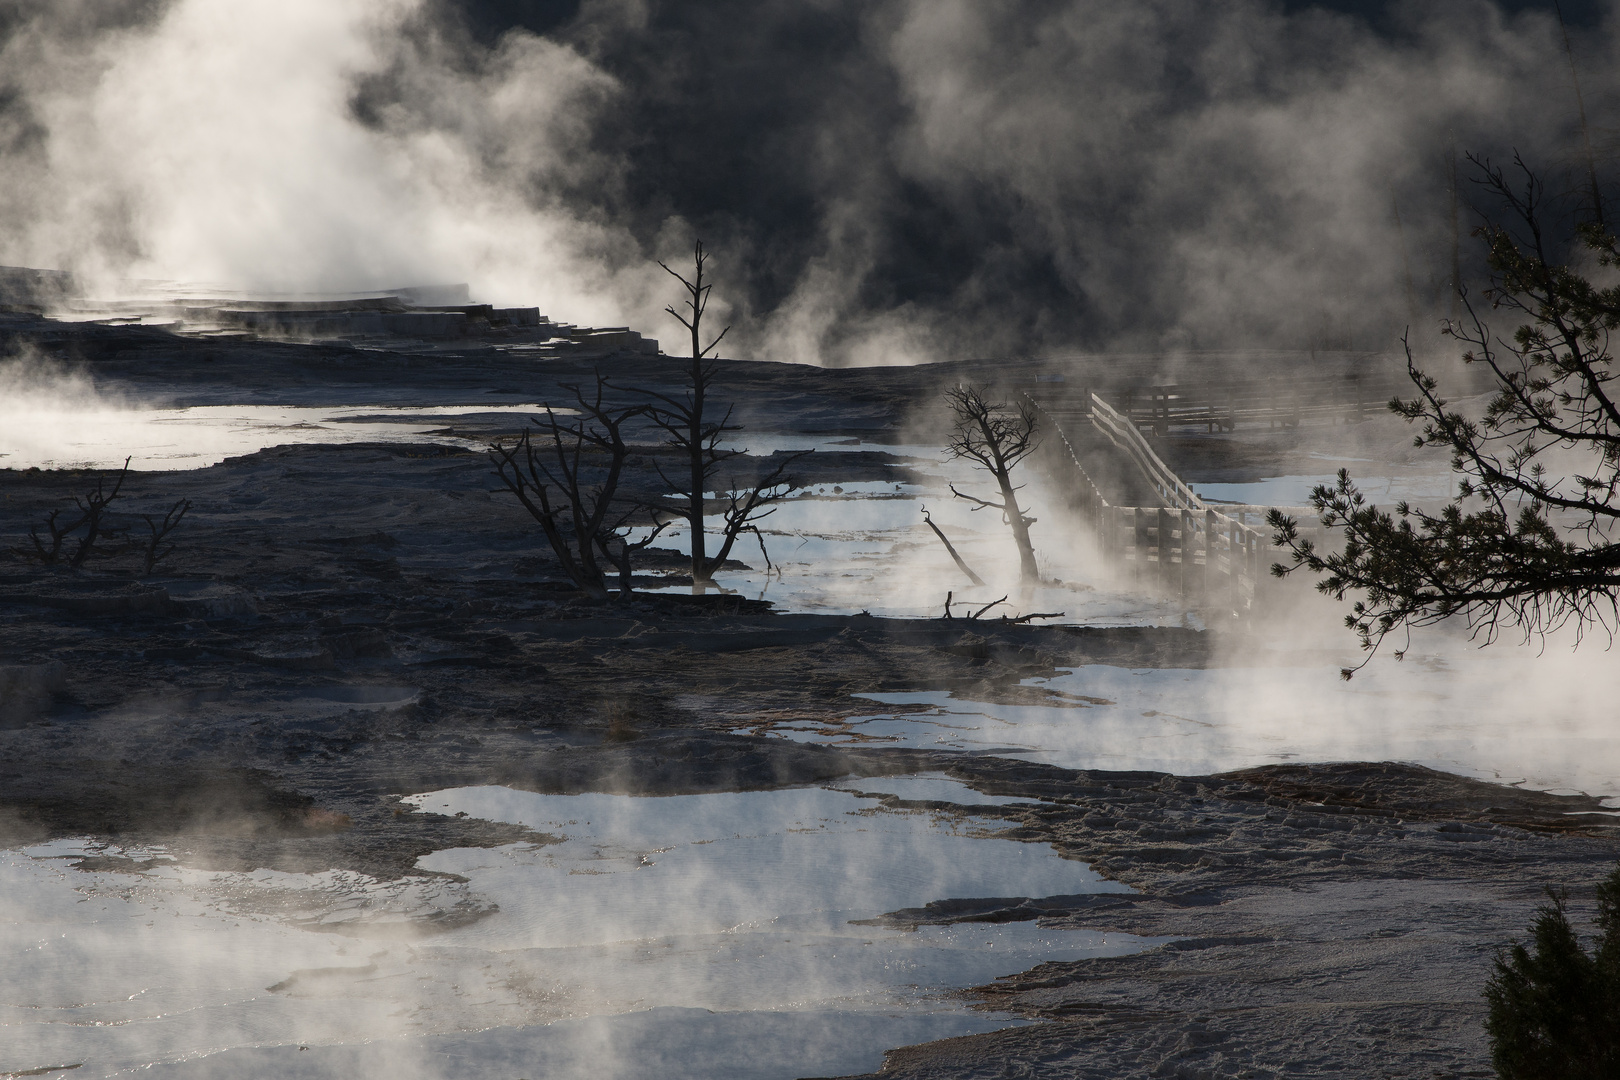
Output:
[[842, 761, 1618, 1079], [1, 317, 1615, 1079]]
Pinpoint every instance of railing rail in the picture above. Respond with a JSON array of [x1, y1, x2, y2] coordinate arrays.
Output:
[[1088, 393, 1204, 511], [1030, 393, 1325, 616], [1114, 373, 1403, 434]]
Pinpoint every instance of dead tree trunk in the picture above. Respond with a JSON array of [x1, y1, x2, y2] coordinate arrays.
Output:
[[490, 378, 664, 601], [944, 385, 1041, 584], [629, 240, 804, 585]]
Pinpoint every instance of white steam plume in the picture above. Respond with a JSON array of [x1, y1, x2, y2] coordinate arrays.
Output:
[[750, 0, 1603, 364], [0, 0, 668, 325], [0, 1, 1613, 363]]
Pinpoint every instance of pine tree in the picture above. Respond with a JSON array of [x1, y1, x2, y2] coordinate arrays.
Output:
[[1484, 862, 1620, 1079]]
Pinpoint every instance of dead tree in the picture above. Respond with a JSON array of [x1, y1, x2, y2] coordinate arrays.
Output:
[[67, 458, 130, 569], [140, 499, 191, 575], [705, 459, 800, 576], [28, 507, 84, 565], [490, 379, 666, 601], [25, 457, 130, 568], [944, 386, 1041, 584], [629, 240, 804, 584]]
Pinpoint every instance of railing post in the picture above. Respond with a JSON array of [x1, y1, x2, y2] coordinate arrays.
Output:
[[1157, 508, 1172, 586], [1204, 508, 1217, 598], [1245, 529, 1258, 611], [1180, 509, 1193, 598], [1134, 508, 1146, 582]]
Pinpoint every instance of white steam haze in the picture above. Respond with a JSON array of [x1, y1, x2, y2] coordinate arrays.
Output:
[[0, 0, 669, 322], [0, 0, 1613, 362]]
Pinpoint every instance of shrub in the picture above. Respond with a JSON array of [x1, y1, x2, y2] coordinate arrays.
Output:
[[1485, 862, 1620, 1079]]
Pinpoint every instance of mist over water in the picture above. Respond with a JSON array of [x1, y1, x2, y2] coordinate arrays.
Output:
[[0, 787, 1154, 1079], [2, 2, 1617, 1075], [0, 0, 1614, 363]]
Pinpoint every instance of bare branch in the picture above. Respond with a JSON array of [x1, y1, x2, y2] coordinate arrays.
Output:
[[970, 596, 1009, 619], [1004, 611, 1064, 624], [140, 498, 191, 575], [921, 506, 987, 585]]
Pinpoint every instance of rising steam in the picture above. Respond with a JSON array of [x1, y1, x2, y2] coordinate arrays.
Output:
[[0, 1, 1611, 362]]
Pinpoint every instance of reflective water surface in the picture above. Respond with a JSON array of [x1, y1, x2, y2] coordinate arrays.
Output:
[[1, 783, 1157, 1080]]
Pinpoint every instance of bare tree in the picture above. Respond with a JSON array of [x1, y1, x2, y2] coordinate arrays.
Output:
[[944, 385, 1041, 584], [67, 458, 129, 569], [630, 240, 804, 585], [24, 457, 130, 568], [27, 507, 82, 565], [490, 379, 667, 601], [1271, 155, 1620, 671], [140, 499, 191, 575]]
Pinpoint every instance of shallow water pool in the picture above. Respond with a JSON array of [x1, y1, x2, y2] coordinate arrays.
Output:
[[0, 402, 565, 471], [0, 782, 1157, 1080], [753, 643, 1620, 798]]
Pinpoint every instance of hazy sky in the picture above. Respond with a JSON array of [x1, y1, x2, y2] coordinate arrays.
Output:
[[0, 0, 1612, 364]]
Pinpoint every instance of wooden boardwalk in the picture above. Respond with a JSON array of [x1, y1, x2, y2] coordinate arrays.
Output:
[[1027, 371, 1406, 436], [1030, 393, 1327, 617]]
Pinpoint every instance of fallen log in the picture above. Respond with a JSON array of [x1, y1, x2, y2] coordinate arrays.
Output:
[[921, 507, 987, 586]]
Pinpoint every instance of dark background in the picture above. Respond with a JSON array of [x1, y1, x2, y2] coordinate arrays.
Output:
[[429, 0, 1616, 358]]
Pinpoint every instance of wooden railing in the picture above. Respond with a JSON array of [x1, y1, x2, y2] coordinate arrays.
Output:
[[1030, 394, 1321, 615], [1112, 373, 1403, 434], [1087, 393, 1204, 510], [1092, 504, 1286, 609]]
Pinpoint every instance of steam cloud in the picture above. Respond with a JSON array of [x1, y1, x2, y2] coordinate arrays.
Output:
[[0, 0, 1612, 363]]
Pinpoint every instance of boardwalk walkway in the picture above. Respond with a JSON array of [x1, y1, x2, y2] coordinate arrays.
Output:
[[1028, 391, 1331, 617]]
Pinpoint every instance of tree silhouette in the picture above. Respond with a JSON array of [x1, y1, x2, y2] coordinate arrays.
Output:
[[490, 378, 666, 601], [1271, 156, 1620, 669], [633, 240, 802, 585], [944, 385, 1041, 584], [1485, 863, 1620, 1079]]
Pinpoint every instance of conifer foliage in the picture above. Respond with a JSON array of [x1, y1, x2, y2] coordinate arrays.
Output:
[[1484, 863, 1620, 1079], [1271, 157, 1620, 668]]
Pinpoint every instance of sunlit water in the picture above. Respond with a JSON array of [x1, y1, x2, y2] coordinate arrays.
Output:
[[1191, 471, 1455, 507], [1, 782, 1157, 1080], [749, 642, 1620, 799], [636, 475, 1193, 627], [0, 403, 568, 471]]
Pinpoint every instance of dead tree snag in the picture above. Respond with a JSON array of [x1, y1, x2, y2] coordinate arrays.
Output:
[[23, 457, 131, 569], [490, 379, 666, 601], [945, 386, 1041, 584], [629, 240, 804, 585]]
